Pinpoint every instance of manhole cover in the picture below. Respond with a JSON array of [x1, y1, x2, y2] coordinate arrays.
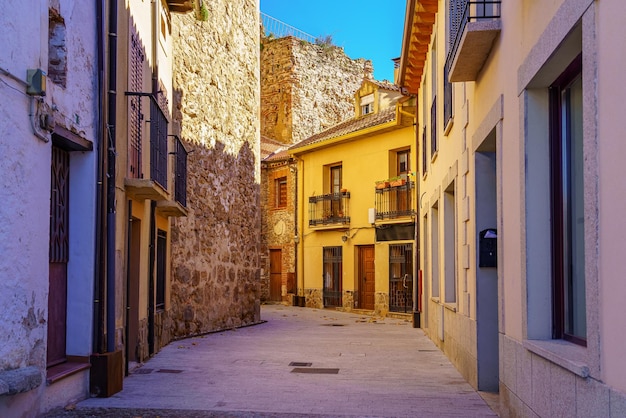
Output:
[[291, 368, 339, 374], [289, 362, 312, 367], [132, 368, 153, 375], [321, 323, 345, 327], [157, 369, 183, 373]]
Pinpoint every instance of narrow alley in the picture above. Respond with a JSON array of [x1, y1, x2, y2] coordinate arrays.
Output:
[[44, 305, 498, 417]]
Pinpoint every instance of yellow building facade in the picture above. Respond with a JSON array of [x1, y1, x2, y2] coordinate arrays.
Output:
[[291, 81, 417, 316]]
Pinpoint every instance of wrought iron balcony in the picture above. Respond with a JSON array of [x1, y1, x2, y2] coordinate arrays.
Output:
[[375, 180, 415, 220], [309, 192, 350, 227], [447, 0, 501, 82], [124, 92, 169, 202]]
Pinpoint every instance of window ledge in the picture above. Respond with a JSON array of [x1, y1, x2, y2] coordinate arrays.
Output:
[[444, 117, 454, 136], [431, 151, 439, 164], [430, 297, 440, 303], [523, 339, 589, 378], [46, 358, 90, 385], [443, 303, 457, 312]]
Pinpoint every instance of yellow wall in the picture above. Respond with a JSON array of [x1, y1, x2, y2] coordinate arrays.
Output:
[[295, 118, 416, 311]]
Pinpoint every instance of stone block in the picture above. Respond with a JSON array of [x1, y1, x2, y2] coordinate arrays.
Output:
[[575, 376, 609, 418], [0, 366, 42, 395], [530, 355, 551, 417], [516, 343, 533, 406], [549, 362, 575, 417], [610, 387, 626, 418]]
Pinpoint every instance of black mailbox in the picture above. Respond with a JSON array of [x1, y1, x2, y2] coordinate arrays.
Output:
[[479, 229, 497, 268]]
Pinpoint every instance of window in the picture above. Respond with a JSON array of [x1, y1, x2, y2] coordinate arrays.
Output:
[[156, 229, 167, 311], [550, 54, 586, 345], [329, 164, 342, 217], [397, 150, 410, 175], [389, 244, 413, 313], [323, 247, 342, 307], [274, 176, 287, 208], [421, 127, 428, 175], [431, 36, 438, 157], [431, 202, 440, 298], [444, 184, 456, 303], [360, 93, 374, 116]]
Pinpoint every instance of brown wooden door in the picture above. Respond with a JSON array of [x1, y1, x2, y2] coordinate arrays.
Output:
[[359, 245, 375, 310], [48, 146, 69, 367], [269, 249, 282, 301]]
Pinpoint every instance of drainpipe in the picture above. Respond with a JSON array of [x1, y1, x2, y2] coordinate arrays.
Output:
[[94, 0, 106, 354], [106, 0, 118, 354]]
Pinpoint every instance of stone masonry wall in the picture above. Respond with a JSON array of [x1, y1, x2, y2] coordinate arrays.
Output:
[[170, 2, 261, 338], [260, 161, 297, 302], [261, 36, 373, 144]]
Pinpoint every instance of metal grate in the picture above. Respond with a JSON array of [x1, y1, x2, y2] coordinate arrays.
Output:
[[150, 97, 168, 190], [323, 247, 343, 308], [389, 244, 414, 313], [291, 368, 339, 374], [289, 362, 312, 367], [50, 146, 69, 263], [174, 136, 187, 207], [157, 369, 183, 374]]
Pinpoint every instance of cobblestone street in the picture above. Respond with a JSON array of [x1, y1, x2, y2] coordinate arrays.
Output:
[[44, 305, 498, 418]]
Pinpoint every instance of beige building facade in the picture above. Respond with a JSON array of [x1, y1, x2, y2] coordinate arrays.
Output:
[[399, 0, 626, 415]]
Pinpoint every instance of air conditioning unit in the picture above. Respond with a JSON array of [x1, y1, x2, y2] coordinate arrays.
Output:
[[368, 208, 376, 225]]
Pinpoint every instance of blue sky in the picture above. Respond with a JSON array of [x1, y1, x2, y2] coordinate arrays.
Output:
[[260, 0, 407, 82]]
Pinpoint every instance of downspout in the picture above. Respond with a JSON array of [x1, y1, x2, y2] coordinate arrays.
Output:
[[106, 0, 118, 354], [94, 0, 106, 354], [292, 157, 298, 299]]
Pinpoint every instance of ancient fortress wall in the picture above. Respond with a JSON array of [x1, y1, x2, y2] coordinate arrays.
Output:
[[170, 1, 261, 337], [261, 36, 373, 144]]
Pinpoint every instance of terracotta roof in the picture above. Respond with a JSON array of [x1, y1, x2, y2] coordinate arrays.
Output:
[[290, 107, 397, 151], [263, 148, 291, 163], [260, 135, 286, 159], [368, 79, 402, 92]]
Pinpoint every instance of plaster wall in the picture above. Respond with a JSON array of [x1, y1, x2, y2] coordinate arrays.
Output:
[[0, 0, 98, 415]]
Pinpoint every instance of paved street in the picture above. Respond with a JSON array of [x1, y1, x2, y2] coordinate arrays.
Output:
[[45, 305, 498, 418]]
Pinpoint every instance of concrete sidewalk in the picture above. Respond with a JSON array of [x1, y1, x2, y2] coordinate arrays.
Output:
[[46, 305, 498, 417]]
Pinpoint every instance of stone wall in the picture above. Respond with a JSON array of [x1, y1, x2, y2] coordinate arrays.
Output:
[[170, 1, 261, 338], [261, 36, 373, 144], [259, 160, 297, 303]]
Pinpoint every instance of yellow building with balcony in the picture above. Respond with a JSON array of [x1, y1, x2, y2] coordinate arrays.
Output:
[[290, 80, 417, 316]]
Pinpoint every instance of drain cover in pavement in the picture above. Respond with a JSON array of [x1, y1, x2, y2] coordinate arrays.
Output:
[[157, 369, 183, 373], [289, 362, 312, 367], [291, 368, 339, 374], [321, 323, 345, 327], [132, 368, 154, 374]]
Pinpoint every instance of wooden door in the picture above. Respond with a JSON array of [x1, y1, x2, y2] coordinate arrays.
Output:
[[48, 146, 69, 367], [269, 249, 282, 301], [359, 245, 375, 310]]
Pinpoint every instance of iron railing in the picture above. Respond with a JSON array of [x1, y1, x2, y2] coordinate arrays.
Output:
[[375, 181, 415, 220], [125, 92, 169, 190], [261, 12, 316, 44], [174, 136, 187, 207], [309, 192, 350, 226], [150, 97, 168, 190]]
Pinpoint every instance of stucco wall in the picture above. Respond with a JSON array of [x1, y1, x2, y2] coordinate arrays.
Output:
[[170, 1, 261, 338], [260, 36, 373, 144], [0, 0, 98, 416]]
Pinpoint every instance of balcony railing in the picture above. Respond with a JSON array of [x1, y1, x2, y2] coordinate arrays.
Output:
[[309, 192, 350, 226], [447, 0, 501, 82], [174, 136, 188, 207], [375, 181, 415, 220], [150, 98, 168, 190]]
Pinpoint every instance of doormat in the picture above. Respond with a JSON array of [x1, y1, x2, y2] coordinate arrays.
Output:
[[132, 368, 153, 375], [291, 368, 339, 374], [157, 369, 183, 373]]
